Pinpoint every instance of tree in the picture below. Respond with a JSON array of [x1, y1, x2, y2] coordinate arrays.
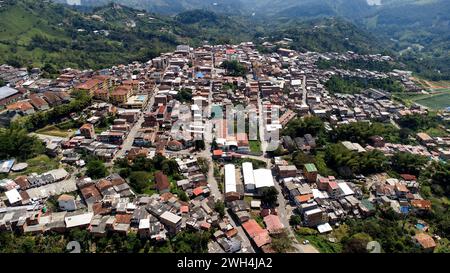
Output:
[[214, 200, 225, 217], [172, 231, 211, 253], [128, 171, 152, 193], [174, 88, 193, 103], [270, 230, 294, 253], [342, 233, 372, 253], [194, 139, 205, 151], [220, 60, 247, 77], [260, 187, 279, 207], [85, 159, 108, 179], [289, 215, 302, 226], [211, 138, 218, 150], [391, 152, 428, 176], [0, 79, 5, 87], [0, 127, 45, 160], [282, 116, 324, 138]]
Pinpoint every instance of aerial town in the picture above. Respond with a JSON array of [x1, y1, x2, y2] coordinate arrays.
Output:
[[0, 41, 449, 254]]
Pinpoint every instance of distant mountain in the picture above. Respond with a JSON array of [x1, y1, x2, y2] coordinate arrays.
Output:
[[0, 0, 251, 69], [1, 0, 387, 71], [54, 0, 247, 15]]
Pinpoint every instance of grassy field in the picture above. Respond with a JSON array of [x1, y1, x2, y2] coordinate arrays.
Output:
[[249, 140, 261, 153], [36, 125, 73, 138], [295, 234, 343, 253], [414, 93, 450, 110], [8, 155, 60, 178]]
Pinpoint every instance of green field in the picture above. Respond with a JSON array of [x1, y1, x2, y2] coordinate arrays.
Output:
[[8, 155, 60, 178], [249, 140, 261, 153], [415, 93, 450, 110], [36, 125, 73, 138]]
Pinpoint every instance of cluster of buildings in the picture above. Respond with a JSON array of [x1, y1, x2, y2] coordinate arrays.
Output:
[[0, 39, 447, 253]]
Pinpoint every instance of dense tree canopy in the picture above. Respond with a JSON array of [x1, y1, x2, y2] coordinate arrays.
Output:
[[325, 75, 405, 94], [391, 152, 428, 176], [220, 60, 248, 77], [0, 127, 45, 160], [398, 113, 440, 132], [86, 159, 108, 179], [282, 116, 325, 138], [324, 143, 388, 177], [329, 121, 401, 145]]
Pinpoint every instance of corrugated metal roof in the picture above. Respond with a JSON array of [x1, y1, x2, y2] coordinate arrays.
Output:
[[0, 86, 19, 101]]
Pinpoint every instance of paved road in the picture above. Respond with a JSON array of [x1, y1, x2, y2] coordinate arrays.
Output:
[[113, 81, 159, 160]]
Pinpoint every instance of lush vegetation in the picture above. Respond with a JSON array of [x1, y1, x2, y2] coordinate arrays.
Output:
[[115, 154, 182, 195], [0, 127, 45, 160], [282, 116, 325, 138], [324, 143, 388, 177], [343, 210, 422, 253], [0, 1, 253, 70], [328, 121, 402, 145], [174, 88, 193, 103], [397, 113, 440, 133], [316, 58, 397, 72], [13, 90, 92, 132], [86, 159, 109, 179], [391, 152, 428, 176], [0, 228, 212, 253], [325, 75, 405, 94], [260, 187, 279, 208], [220, 60, 247, 77]]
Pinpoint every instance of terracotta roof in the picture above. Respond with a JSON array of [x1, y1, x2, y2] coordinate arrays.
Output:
[[96, 179, 113, 192], [57, 194, 74, 201], [29, 94, 48, 109], [14, 176, 29, 190], [6, 101, 34, 111], [414, 233, 436, 249], [115, 214, 132, 224], [80, 185, 102, 201], [160, 192, 174, 202], [400, 174, 417, 181], [155, 171, 170, 192], [263, 214, 284, 234], [411, 199, 432, 210], [242, 219, 271, 247], [76, 78, 103, 90], [193, 187, 204, 196], [295, 194, 313, 203], [180, 205, 189, 213]]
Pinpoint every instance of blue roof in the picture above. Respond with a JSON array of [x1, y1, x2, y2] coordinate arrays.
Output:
[[0, 86, 19, 101], [400, 206, 410, 214], [196, 72, 204, 78], [0, 159, 15, 173]]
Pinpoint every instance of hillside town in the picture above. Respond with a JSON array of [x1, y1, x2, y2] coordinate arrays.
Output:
[[0, 42, 449, 254]]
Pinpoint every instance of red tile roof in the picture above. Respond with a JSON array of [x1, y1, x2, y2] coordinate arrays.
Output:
[[155, 171, 170, 192], [263, 214, 284, 234], [242, 219, 272, 247]]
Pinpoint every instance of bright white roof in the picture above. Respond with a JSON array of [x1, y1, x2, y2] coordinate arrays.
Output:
[[305, 208, 323, 215], [317, 223, 333, 233], [139, 218, 150, 229], [242, 162, 255, 189], [312, 189, 326, 199], [5, 189, 22, 204], [65, 212, 93, 228], [253, 169, 275, 189], [224, 164, 237, 193], [338, 182, 354, 196], [160, 211, 182, 224]]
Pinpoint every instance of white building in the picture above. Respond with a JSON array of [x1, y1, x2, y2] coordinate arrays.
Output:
[[242, 162, 255, 191], [224, 164, 237, 193]]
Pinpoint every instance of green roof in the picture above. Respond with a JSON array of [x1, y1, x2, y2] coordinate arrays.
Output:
[[304, 163, 317, 173], [361, 199, 375, 211]]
